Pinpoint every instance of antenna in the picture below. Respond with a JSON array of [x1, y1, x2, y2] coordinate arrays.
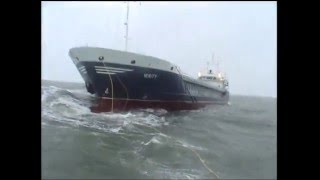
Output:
[[211, 52, 215, 72], [212, 52, 220, 72], [212, 53, 214, 63]]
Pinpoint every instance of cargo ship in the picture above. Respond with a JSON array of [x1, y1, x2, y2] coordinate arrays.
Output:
[[69, 47, 229, 112], [68, 2, 229, 112]]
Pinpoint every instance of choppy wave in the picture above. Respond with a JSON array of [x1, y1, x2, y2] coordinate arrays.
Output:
[[41, 83, 277, 179], [41, 85, 215, 178], [42, 85, 171, 134]]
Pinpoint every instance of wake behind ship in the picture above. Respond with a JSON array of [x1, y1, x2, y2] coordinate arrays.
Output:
[[69, 47, 229, 112]]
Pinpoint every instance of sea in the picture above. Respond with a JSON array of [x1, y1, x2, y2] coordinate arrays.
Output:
[[41, 80, 277, 179]]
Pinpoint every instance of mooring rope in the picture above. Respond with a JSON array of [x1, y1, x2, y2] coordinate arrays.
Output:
[[138, 123, 220, 179], [101, 61, 114, 112]]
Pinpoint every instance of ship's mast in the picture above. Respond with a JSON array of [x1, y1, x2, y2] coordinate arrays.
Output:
[[124, 1, 130, 51], [123, 1, 141, 51]]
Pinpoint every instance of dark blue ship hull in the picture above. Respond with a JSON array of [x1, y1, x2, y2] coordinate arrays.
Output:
[[76, 61, 229, 112]]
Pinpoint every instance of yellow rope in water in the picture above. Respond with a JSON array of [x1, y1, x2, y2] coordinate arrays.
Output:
[[139, 123, 220, 179], [187, 147, 220, 178]]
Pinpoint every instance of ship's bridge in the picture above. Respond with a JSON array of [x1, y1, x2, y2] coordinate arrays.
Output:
[[198, 69, 228, 89]]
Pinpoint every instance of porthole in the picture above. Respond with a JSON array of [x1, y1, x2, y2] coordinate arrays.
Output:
[[170, 67, 174, 70], [131, 60, 136, 64], [99, 56, 104, 61]]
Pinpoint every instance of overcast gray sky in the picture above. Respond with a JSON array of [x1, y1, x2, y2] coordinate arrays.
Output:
[[42, 1, 277, 97]]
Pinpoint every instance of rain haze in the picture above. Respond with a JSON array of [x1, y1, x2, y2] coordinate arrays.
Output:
[[41, 1, 277, 97]]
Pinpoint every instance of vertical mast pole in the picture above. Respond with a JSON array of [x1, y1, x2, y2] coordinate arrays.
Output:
[[124, 1, 129, 51]]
